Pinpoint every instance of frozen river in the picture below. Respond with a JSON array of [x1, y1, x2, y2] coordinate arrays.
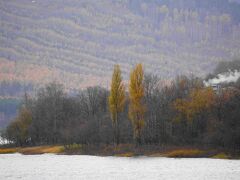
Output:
[[0, 153, 240, 180]]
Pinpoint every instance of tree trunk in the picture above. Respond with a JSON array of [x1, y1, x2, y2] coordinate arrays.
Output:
[[116, 114, 120, 145]]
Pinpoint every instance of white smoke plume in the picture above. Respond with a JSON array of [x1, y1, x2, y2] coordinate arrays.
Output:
[[204, 70, 240, 86]]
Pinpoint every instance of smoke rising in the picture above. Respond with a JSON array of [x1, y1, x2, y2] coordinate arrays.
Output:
[[204, 70, 240, 86]]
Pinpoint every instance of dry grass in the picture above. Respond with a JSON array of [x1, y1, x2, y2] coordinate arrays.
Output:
[[63, 144, 84, 155], [211, 153, 229, 159], [148, 153, 164, 157], [115, 152, 135, 157], [0, 144, 237, 159], [99, 144, 134, 156], [164, 149, 206, 158], [18, 146, 64, 155], [0, 148, 18, 154], [0, 146, 64, 155]]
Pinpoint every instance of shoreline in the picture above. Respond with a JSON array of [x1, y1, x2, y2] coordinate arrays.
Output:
[[0, 144, 239, 159]]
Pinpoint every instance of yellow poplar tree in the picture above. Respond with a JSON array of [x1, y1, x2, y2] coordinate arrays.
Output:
[[129, 63, 145, 146], [109, 64, 125, 145]]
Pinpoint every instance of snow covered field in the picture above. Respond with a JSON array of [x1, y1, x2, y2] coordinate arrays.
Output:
[[0, 153, 240, 180]]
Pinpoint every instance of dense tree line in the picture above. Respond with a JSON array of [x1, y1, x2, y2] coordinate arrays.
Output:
[[3, 63, 240, 150]]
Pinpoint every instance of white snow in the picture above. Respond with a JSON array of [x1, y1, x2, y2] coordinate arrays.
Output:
[[0, 154, 240, 180]]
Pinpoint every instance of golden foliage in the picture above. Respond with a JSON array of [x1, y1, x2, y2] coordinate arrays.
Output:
[[128, 64, 146, 143], [174, 87, 215, 121], [108, 65, 125, 144], [108, 64, 125, 123], [7, 107, 32, 144], [19, 108, 32, 141]]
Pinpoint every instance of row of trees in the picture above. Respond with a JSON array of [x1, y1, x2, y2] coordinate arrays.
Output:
[[3, 63, 240, 150], [109, 64, 146, 145]]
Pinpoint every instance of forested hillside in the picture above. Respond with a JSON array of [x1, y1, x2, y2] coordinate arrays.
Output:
[[1, 0, 240, 90]]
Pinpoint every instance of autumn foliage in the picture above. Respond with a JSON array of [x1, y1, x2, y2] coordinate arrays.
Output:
[[6, 107, 32, 146], [129, 64, 146, 145], [3, 63, 240, 152], [109, 65, 125, 145], [174, 87, 215, 122]]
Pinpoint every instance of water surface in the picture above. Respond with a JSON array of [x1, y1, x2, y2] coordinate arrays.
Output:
[[0, 154, 239, 180]]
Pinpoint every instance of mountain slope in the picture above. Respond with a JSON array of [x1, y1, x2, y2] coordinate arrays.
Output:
[[0, 0, 240, 91]]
